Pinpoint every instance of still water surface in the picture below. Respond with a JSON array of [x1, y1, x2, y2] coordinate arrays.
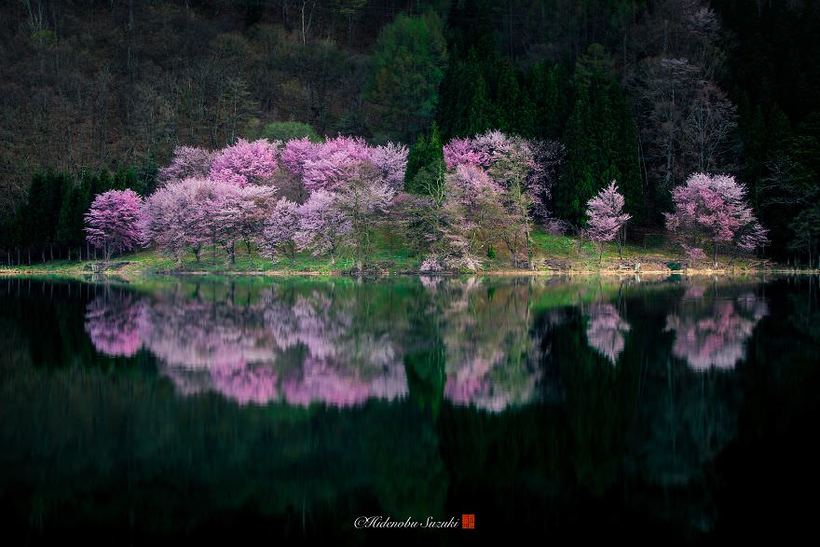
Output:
[[1, 275, 818, 544]]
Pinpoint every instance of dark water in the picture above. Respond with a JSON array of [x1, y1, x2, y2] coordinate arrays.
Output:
[[1, 275, 818, 545]]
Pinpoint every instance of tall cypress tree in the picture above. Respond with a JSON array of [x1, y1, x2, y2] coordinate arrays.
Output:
[[364, 11, 448, 143], [438, 50, 494, 139], [557, 44, 643, 228], [495, 60, 520, 134], [405, 123, 444, 195], [530, 62, 572, 140]]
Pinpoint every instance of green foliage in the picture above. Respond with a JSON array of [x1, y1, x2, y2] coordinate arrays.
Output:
[[405, 123, 445, 193], [556, 44, 643, 227], [529, 62, 572, 140], [254, 121, 321, 143], [437, 49, 495, 139], [364, 12, 448, 143]]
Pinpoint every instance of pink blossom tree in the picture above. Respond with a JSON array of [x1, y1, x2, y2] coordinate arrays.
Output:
[[369, 142, 408, 192], [294, 190, 351, 259], [442, 131, 564, 263], [280, 137, 319, 178], [142, 178, 226, 263], [212, 184, 276, 261], [428, 164, 507, 271], [208, 138, 278, 187], [261, 198, 300, 258], [335, 164, 395, 272], [585, 181, 631, 263], [443, 137, 491, 169], [84, 189, 144, 261], [300, 136, 372, 192], [157, 146, 214, 187], [665, 173, 768, 267]]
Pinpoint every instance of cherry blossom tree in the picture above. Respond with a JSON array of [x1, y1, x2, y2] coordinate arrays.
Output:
[[664, 173, 768, 267], [370, 142, 408, 192], [335, 164, 395, 272], [142, 178, 230, 263], [157, 146, 213, 187], [443, 131, 563, 243], [585, 181, 631, 263], [208, 138, 278, 187], [84, 189, 144, 261], [301, 136, 372, 192], [430, 164, 506, 271], [261, 198, 300, 258], [280, 136, 407, 196], [280, 137, 319, 178], [294, 190, 351, 259], [443, 137, 490, 170], [213, 185, 276, 261]]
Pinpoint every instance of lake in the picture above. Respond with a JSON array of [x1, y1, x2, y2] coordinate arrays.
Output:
[[1, 275, 818, 545]]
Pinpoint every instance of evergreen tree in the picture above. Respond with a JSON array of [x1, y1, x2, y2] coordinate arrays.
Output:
[[405, 123, 445, 195], [364, 11, 448, 143], [557, 44, 643, 228], [438, 49, 498, 139], [529, 62, 572, 140], [495, 60, 520, 134]]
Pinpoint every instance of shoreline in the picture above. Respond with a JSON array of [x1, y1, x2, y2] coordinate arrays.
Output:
[[1, 264, 817, 280]]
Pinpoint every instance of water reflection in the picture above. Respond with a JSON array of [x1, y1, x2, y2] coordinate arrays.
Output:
[[83, 278, 543, 410], [665, 283, 769, 371], [2, 275, 818, 542], [585, 303, 630, 364]]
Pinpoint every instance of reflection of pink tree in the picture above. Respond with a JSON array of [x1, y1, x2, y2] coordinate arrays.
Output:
[[210, 365, 279, 406], [586, 303, 631, 364], [137, 287, 407, 407], [436, 278, 542, 411], [85, 293, 145, 357], [665, 292, 768, 371], [281, 356, 406, 408]]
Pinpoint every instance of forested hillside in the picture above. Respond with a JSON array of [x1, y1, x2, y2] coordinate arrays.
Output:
[[1, 0, 819, 266]]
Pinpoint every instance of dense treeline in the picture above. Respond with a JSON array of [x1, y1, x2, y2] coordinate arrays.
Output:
[[1, 167, 157, 263], [1, 0, 819, 265]]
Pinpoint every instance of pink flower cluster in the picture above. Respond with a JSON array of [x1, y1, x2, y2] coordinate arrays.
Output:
[[84, 189, 144, 259], [585, 181, 631, 243], [442, 130, 562, 222], [281, 136, 407, 193], [665, 173, 768, 260], [209, 138, 278, 187]]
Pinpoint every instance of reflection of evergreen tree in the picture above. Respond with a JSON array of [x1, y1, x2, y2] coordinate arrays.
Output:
[[552, 309, 640, 495], [404, 338, 446, 416]]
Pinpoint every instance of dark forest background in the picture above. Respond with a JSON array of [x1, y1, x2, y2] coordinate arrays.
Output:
[[1, 0, 819, 264]]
